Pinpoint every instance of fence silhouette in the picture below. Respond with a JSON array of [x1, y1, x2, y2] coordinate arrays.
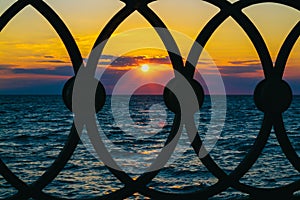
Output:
[[0, 0, 299, 199]]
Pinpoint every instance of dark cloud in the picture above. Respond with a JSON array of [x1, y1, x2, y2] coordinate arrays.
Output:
[[198, 61, 211, 65], [98, 55, 138, 67], [98, 55, 117, 65], [36, 60, 67, 63], [44, 55, 55, 58], [218, 65, 262, 75], [228, 60, 260, 65], [0, 64, 18, 69], [98, 61, 113, 65], [99, 55, 117, 60], [98, 55, 170, 67], [146, 56, 170, 64], [2, 62, 300, 95], [12, 66, 73, 76], [110, 56, 139, 67]]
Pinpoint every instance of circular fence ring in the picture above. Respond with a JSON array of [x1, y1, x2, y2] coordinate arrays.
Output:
[[73, 1, 187, 199], [238, 0, 300, 178], [272, 22, 300, 172], [73, 4, 146, 199], [180, 0, 276, 195], [224, 1, 300, 196], [0, 1, 132, 199], [0, 1, 86, 199]]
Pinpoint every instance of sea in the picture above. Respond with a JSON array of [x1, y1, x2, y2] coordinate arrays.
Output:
[[0, 95, 300, 199]]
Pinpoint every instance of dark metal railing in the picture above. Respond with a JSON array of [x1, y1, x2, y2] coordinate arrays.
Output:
[[0, 0, 299, 199]]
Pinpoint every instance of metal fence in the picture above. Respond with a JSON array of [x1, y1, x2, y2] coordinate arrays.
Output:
[[0, 0, 299, 199]]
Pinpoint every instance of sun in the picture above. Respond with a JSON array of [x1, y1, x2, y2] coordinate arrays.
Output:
[[141, 64, 149, 72]]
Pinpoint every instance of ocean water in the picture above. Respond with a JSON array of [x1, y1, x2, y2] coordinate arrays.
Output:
[[0, 95, 300, 199]]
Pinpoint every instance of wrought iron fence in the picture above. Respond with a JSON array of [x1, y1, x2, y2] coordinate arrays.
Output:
[[0, 0, 299, 199]]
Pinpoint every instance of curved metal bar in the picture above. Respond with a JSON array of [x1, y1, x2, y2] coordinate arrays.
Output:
[[0, 0, 29, 31], [273, 114, 300, 171], [137, 5, 185, 75], [92, 6, 134, 50], [30, 0, 83, 74], [275, 21, 300, 78], [85, 5, 135, 74], [185, 10, 228, 79]]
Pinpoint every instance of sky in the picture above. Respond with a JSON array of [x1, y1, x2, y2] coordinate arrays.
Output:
[[0, 0, 299, 95]]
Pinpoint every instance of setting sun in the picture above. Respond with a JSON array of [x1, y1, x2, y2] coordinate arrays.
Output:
[[141, 64, 149, 72]]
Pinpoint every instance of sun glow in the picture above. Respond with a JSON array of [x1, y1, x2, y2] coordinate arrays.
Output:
[[141, 64, 149, 72]]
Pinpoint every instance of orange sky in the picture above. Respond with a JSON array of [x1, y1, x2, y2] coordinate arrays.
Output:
[[0, 0, 299, 94]]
